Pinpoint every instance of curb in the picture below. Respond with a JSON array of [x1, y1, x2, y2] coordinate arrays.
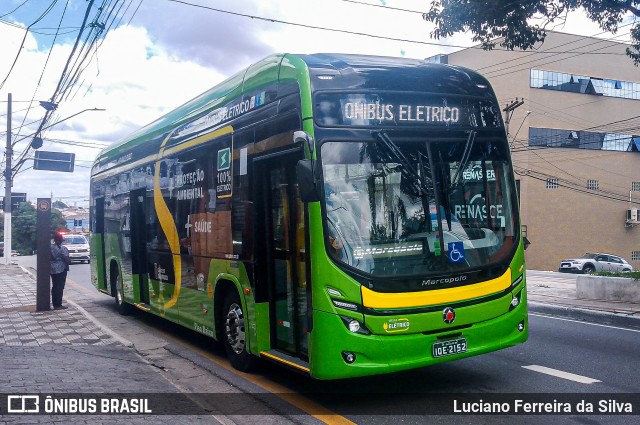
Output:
[[529, 301, 640, 331], [163, 343, 322, 425]]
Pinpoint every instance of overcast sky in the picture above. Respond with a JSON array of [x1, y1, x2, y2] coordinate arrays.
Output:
[[0, 0, 633, 207]]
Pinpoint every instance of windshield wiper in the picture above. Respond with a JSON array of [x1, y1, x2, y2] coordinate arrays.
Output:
[[372, 131, 442, 247], [372, 131, 430, 198], [449, 130, 476, 190]]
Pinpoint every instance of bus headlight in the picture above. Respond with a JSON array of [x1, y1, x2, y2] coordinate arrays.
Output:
[[348, 320, 360, 333], [509, 289, 523, 312], [342, 351, 356, 364], [339, 316, 370, 335], [332, 299, 359, 311]]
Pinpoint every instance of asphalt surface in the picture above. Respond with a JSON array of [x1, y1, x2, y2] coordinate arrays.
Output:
[[1, 260, 639, 424]]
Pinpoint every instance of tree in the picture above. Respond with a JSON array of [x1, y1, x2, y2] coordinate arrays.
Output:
[[51, 208, 69, 234], [424, 1, 640, 65], [12, 203, 37, 254], [1, 204, 68, 255]]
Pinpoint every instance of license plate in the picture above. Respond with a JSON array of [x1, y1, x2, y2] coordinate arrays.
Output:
[[432, 338, 467, 358]]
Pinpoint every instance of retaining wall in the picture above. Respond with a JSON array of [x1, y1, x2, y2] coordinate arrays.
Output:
[[576, 275, 640, 302]]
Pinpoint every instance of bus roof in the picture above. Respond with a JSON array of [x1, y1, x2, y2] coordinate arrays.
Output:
[[93, 53, 493, 167]]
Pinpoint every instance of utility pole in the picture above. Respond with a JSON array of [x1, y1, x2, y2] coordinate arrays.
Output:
[[503, 98, 524, 139], [3, 93, 11, 265]]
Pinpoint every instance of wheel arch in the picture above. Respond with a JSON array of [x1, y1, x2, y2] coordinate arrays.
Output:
[[213, 275, 244, 341], [108, 258, 122, 297]]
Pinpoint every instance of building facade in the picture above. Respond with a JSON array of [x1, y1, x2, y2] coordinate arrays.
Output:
[[432, 31, 640, 271]]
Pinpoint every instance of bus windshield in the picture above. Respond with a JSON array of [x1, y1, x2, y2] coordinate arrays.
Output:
[[320, 135, 519, 277]]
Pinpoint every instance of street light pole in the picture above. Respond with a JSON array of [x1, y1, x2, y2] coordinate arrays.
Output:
[[4, 93, 12, 265], [510, 110, 532, 149], [3, 102, 105, 264]]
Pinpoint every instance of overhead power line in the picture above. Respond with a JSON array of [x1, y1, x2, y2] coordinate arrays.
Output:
[[484, 30, 633, 80], [0, 0, 60, 90], [165, 0, 632, 55], [515, 167, 634, 205], [478, 23, 634, 75], [339, 0, 425, 15]]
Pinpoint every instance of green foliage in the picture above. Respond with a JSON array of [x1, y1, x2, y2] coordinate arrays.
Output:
[[424, 1, 640, 65], [51, 208, 68, 234], [596, 270, 640, 280], [0, 204, 69, 255], [12, 203, 37, 254]]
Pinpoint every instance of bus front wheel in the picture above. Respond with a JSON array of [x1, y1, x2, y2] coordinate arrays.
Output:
[[222, 290, 254, 372]]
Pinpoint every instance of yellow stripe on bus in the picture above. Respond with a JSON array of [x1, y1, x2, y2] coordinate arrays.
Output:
[[361, 268, 512, 309], [153, 125, 234, 310], [260, 351, 311, 373], [153, 130, 181, 309]]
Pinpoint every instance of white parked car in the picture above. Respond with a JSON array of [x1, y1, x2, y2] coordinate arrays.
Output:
[[559, 253, 633, 274], [61, 234, 91, 264]]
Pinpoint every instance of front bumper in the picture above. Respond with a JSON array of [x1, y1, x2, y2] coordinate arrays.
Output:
[[68, 252, 90, 262], [308, 295, 528, 379], [559, 263, 581, 273]]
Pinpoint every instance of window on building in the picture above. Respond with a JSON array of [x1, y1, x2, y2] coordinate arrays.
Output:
[[528, 127, 639, 152], [546, 178, 559, 189], [587, 180, 599, 190], [632, 182, 640, 192], [530, 69, 640, 101], [632, 251, 640, 261]]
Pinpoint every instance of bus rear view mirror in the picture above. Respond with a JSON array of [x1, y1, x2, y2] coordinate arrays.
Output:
[[297, 160, 320, 203], [293, 130, 314, 155]]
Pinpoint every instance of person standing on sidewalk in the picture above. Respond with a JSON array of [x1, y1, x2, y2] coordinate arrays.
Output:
[[50, 233, 71, 310]]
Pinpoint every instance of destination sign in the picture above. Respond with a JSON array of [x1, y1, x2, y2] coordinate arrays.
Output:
[[315, 93, 501, 128]]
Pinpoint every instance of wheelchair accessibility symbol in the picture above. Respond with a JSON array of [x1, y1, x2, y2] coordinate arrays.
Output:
[[447, 242, 465, 264]]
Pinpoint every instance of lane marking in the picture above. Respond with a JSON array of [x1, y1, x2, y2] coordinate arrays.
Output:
[[531, 313, 640, 333], [522, 365, 601, 384]]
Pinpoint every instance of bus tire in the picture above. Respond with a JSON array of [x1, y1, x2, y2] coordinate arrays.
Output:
[[112, 268, 132, 315], [222, 290, 254, 372]]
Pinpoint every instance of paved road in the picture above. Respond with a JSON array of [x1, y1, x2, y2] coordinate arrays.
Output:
[[246, 313, 639, 424], [14, 254, 92, 290], [10, 257, 639, 424]]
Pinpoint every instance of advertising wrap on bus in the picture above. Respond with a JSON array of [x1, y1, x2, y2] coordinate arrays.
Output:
[[314, 92, 502, 128], [90, 53, 526, 380]]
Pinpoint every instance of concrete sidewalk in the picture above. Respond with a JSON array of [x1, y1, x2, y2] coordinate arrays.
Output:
[[0, 262, 223, 424], [526, 270, 640, 329]]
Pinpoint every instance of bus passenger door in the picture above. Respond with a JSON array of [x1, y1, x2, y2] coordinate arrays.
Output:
[[255, 151, 308, 359], [129, 188, 149, 304], [94, 197, 108, 292]]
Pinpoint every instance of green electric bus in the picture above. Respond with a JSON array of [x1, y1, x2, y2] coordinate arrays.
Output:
[[90, 53, 527, 379]]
